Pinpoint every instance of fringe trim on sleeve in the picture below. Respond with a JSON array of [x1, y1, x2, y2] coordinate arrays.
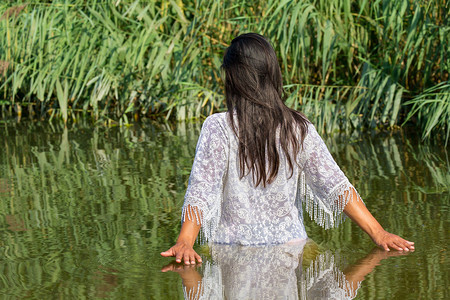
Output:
[[299, 172, 364, 229], [181, 201, 221, 244], [300, 251, 360, 299]]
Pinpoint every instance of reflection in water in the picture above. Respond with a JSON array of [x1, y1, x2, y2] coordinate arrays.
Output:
[[0, 120, 448, 299], [164, 241, 408, 300], [92, 265, 120, 299], [207, 241, 311, 300], [5, 214, 27, 232], [0, 120, 200, 298]]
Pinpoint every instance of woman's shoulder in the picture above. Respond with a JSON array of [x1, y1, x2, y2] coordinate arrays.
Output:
[[295, 121, 323, 162], [302, 122, 323, 146], [305, 122, 318, 137], [202, 112, 229, 131], [203, 112, 227, 123], [291, 118, 318, 142], [201, 112, 231, 140]]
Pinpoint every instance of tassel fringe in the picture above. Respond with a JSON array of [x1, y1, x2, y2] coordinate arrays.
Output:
[[299, 172, 364, 229], [301, 251, 360, 299], [181, 202, 220, 244]]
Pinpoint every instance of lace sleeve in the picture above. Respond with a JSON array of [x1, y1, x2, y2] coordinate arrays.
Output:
[[182, 115, 229, 243], [298, 124, 364, 229]]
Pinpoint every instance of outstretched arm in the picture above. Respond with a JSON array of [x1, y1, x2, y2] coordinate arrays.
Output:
[[162, 115, 228, 265], [343, 188, 414, 251], [161, 207, 202, 265]]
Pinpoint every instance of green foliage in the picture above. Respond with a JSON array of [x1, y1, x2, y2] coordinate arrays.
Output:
[[404, 82, 450, 143], [0, 0, 448, 140]]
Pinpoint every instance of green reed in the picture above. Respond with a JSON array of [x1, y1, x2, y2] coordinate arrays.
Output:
[[0, 0, 448, 141]]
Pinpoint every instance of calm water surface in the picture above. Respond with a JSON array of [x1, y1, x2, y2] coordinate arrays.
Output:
[[0, 119, 448, 299]]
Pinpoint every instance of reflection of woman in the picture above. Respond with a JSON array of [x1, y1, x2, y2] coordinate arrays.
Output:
[[207, 241, 308, 299], [162, 243, 407, 300], [161, 33, 414, 265]]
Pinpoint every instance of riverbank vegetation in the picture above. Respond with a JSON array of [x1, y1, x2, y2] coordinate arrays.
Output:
[[0, 0, 448, 141]]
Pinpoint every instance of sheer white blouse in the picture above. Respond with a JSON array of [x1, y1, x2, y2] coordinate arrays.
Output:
[[182, 112, 362, 245]]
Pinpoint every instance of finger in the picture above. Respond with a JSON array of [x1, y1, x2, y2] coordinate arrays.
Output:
[[380, 243, 390, 251], [175, 255, 182, 263], [390, 241, 405, 251], [398, 240, 412, 251], [404, 240, 415, 249], [183, 253, 191, 265], [397, 238, 414, 251], [396, 237, 415, 249], [404, 243, 414, 251], [195, 253, 202, 263], [393, 240, 408, 251], [160, 248, 174, 257], [189, 253, 196, 265]]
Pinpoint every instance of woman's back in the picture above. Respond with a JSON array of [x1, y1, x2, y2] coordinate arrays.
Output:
[[183, 112, 355, 245]]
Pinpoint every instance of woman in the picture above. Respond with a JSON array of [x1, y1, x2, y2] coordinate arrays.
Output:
[[161, 33, 414, 265]]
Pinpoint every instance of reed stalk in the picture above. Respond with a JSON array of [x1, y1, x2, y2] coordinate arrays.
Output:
[[0, 0, 448, 140]]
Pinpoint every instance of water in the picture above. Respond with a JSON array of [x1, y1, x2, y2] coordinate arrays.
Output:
[[0, 119, 448, 299]]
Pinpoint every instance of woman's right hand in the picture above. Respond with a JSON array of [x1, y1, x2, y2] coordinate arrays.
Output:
[[161, 241, 202, 265]]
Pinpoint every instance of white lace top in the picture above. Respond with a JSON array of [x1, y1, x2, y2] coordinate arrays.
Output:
[[182, 112, 362, 245]]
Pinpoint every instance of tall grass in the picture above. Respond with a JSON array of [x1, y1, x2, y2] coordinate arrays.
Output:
[[0, 0, 448, 140]]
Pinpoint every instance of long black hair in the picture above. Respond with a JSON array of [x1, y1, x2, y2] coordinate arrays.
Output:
[[222, 33, 309, 187]]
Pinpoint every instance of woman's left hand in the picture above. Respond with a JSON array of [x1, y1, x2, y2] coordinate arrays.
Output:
[[342, 189, 415, 252], [371, 229, 415, 251]]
